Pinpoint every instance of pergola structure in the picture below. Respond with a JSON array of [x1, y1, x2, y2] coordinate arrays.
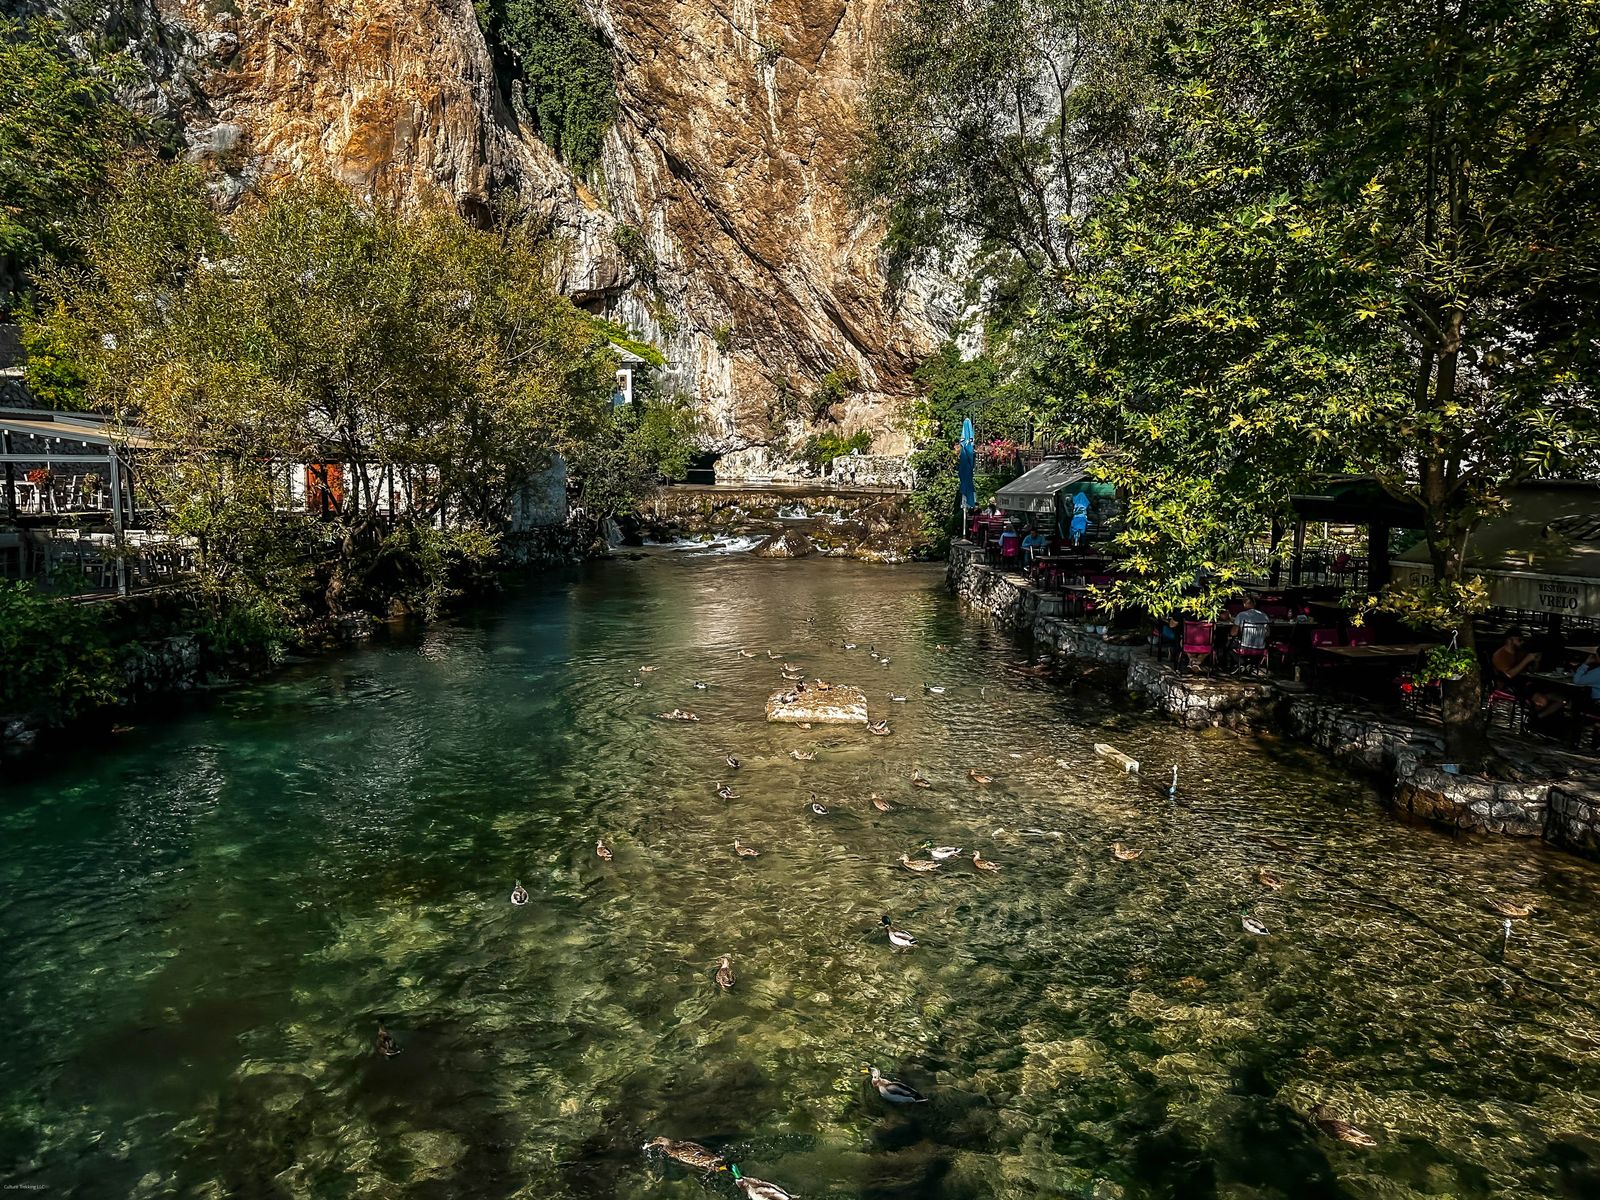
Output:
[[1278, 477, 1426, 591], [0, 408, 154, 595]]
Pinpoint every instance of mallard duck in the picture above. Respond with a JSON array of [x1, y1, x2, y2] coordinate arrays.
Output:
[[1111, 842, 1142, 861], [734, 838, 760, 858], [868, 1066, 928, 1104], [924, 684, 946, 695], [1256, 868, 1285, 890], [972, 850, 1001, 872], [726, 755, 742, 769], [871, 794, 895, 812], [911, 770, 933, 789], [739, 649, 757, 658], [868, 721, 891, 736], [1242, 915, 1270, 936], [879, 657, 891, 665], [1488, 897, 1534, 919], [809, 801, 830, 816], [510, 880, 529, 906], [869, 648, 880, 659], [642, 1136, 726, 1172], [899, 854, 940, 873], [717, 783, 738, 800], [639, 665, 657, 674], [889, 694, 907, 702], [692, 681, 709, 690], [923, 843, 963, 860], [791, 749, 816, 761], [659, 710, 700, 722], [782, 672, 804, 682], [843, 641, 858, 650], [968, 769, 994, 785], [375, 1021, 401, 1057], [1309, 1105, 1377, 1147], [596, 838, 613, 862], [881, 914, 917, 947], [715, 954, 735, 991], [730, 1166, 796, 1200]]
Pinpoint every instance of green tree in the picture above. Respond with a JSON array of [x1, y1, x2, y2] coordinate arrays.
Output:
[[570, 397, 702, 522], [29, 166, 619, 624], [0, 17, 142, 314], [476, 0, 618, 174], [1031, 0, 1600, 761]]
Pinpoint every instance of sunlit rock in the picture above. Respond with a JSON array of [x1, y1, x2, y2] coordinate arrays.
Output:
[[766, 684, 868, 724]]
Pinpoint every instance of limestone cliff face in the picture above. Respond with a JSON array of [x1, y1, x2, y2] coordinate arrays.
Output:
[[85, 0, 936, 478]]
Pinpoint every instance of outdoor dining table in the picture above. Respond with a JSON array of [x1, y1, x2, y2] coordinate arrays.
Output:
[[1314, 643, 1435, 661]]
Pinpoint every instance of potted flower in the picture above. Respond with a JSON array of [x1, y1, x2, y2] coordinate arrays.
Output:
[[1415, 645, 1477, 686], [25, 467, 52, 487]]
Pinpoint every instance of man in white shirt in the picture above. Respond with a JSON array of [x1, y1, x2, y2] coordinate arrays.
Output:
[[1232, 596, 1271, 665]]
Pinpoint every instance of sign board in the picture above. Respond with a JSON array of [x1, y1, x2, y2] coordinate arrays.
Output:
[[1392, 563, 1600, 618]]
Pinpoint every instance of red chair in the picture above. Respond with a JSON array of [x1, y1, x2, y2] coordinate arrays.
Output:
[[1484, 686, 1526, 733], [998, 531, 1021, 567], [1181, 621, 1215, 674], [1233, 643, 1269, 676]]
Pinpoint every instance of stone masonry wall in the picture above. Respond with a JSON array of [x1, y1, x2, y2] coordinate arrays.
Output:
[[946, 540, 1600, 857]]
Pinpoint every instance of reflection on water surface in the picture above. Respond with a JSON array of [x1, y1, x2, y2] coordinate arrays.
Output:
[[3, 555, 1600, 1200]]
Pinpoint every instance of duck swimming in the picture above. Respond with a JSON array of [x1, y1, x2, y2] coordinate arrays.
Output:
[[715, 955, 735, 991], [843, 641, 858, 650], [1256, 868, 1285, 890], [1309, 1105, 1377, 1148], [596, 838, 614, 862], [692, 681, 708, 690], [643, 1137, 725, 1172], [791, 749, 816, 761], [911, 770, 933, 789], [923, 843, 963, 860], [375, 1021, 401, 1058], [730, 1167, 796, 1200], [510, 880, 529, 906], [1242, 915, 1270, 936], [868, 721, 891, 736], [889, 694, 907, 702], [871, 794, 895, 812], [972, 850, 1001, 872], [733, 838, 760, 858], [881, 914, 917, 948], [717, 784, 738, 800], [726, 755, 742, 769], [1111, 842, 1142, 861], [1488, 896, 1534, 919], [968, 769, 994, 785], [899, 853, 940, 873], [659, 709, 700, 721], [868, 1066, 927, 1104], [782, 662, 802, 672], [924, 684, 946, 695], [809, 801, 830, 816], [739, 649, 757, 658]]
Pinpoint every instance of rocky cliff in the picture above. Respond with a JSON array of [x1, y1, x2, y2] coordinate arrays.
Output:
[[60, 0, 937, 478]]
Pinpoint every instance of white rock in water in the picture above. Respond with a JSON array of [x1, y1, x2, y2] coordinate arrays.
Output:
[[766, 685, 868, 725]]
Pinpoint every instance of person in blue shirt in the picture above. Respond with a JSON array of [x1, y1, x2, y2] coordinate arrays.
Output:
[[1574, 649, 1600, 701], [1021, 525, 1048, 562]]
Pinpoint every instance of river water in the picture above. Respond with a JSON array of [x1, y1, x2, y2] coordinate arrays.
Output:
[[3, 554, 1600, 1200]]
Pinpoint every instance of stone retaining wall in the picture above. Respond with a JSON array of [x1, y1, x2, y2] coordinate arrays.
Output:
[[947, 540, 1600, 857]]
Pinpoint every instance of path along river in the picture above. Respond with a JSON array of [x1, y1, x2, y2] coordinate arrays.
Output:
[[3, 554, 1600, 1200]]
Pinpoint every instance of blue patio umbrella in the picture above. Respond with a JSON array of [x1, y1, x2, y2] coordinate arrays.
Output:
[[958, 418, 977, 511]]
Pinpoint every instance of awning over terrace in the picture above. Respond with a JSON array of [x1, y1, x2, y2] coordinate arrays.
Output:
[[995, 456, 1112, 515], [1390, 481, 1600, 619]]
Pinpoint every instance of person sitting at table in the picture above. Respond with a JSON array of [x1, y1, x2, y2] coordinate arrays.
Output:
[[1231, 596, 1271, 662], [1154, 615, 1181, 663], [1021, 524, 1048, 562], [1573, 650, 1600, 702], [1294, 605, 1313, 624], [995, 524, 1021, 561], [1492, 629, 1568, 732]]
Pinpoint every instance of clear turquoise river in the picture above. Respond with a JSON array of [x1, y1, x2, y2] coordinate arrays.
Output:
[[3, 554, 1600, 1199]]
